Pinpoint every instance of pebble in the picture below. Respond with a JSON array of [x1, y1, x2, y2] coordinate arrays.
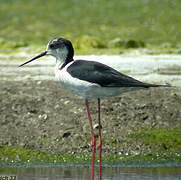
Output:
[[37, 81, 42, 85], [38, 114, 48, 120], [93, 123, 102, 129], [64, 100, 70, 105]]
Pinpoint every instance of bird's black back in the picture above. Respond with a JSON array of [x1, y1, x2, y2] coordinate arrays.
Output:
[[67, 60, 163, 88]]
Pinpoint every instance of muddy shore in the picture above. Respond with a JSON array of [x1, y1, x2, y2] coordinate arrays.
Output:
[[0, 80, 181, 159]]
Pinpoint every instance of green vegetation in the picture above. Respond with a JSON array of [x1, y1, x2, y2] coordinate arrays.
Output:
[[0, 0, 181, 54], [0, 127, 181, 166], [0, 145, 181, 166], [129, 128, 181, 153]]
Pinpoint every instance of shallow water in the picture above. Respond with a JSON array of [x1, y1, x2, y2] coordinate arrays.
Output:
[[0, 165, 181, 180], [0, 54, 181, 86]]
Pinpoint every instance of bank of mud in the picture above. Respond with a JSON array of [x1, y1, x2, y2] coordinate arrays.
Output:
[[0, 80, 181, 164]]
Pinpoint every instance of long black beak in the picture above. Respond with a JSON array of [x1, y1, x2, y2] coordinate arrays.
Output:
[[19, 51, 47, 67]]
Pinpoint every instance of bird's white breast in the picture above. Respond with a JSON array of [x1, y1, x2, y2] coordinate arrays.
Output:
[[55, 62, 100, 98]]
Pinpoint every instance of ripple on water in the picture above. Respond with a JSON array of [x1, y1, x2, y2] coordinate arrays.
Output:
[[0, 165, 181, 180]]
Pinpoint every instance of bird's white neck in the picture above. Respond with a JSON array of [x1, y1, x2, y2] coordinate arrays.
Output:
[[55, 56, 74, 70], [55, 58, 65, 70]]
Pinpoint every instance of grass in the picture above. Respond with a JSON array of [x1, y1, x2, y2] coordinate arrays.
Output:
[[1, 0, 181, 54], [129, 127, 181, 153], [0, 127, 181, 166]]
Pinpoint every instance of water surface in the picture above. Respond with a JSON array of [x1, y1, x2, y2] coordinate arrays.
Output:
[[0, 165, 181, 180]]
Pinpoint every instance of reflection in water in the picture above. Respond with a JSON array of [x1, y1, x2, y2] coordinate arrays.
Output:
[[0, 166, 181, 180]]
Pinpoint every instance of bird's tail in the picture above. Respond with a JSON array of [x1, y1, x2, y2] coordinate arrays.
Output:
[[143, 83, 171, 88]]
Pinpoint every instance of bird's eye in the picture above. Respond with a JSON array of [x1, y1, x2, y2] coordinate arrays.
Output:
[[50, 44, 55, 49]]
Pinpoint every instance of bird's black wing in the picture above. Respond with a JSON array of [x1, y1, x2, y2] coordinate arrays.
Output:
[[67, 60, 162, 88]]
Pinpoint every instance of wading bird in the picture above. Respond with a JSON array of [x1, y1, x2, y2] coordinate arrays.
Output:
[[19, 38, 167, 180]]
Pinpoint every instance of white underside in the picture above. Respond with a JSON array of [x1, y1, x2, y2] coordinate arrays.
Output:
[[55, 62, 141, 99]]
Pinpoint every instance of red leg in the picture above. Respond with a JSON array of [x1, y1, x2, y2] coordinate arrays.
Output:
[[98, 98, 102, 180], [85, 99, 96, 180]]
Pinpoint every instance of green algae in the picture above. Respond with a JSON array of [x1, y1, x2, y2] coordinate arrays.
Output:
[[0, 145, 180, 166], [0, 128, 181, 166], [128, 127, 181, 153]]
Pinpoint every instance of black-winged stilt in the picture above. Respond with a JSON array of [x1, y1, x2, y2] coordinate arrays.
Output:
[[19, 38, 168, 180]]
